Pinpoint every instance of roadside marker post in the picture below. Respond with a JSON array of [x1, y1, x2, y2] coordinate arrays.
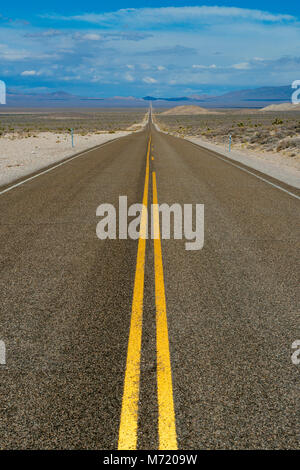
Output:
[[71, 128, 74, 148], [0, 340, 6, 365], [229, 134, 232, 152]]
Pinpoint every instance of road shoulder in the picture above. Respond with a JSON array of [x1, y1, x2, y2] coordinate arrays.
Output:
[[152, 121, 300, 189]]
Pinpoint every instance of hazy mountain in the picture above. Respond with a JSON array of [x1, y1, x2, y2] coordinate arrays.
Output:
[[1, 85, 295, 108], [147, 86, 293, 108], [204, 85, 293, 107], [3, 91, 145, 108]]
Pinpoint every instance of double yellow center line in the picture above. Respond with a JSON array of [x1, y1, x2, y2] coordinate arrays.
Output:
[[118, 136, 177, 450]]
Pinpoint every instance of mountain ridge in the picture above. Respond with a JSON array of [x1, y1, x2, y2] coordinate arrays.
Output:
[[1, 85, 295, 108]]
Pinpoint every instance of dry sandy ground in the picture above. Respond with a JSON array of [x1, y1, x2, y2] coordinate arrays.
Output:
[[153, 121, 300, 189], [0, 111, 149, 187], [160, 105, 221, 115], [0, 130, 134, 187], [260, 103, 300, 111]]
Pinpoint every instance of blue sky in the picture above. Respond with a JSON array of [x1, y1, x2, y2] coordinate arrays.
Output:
[[1, 2, 300, 97]]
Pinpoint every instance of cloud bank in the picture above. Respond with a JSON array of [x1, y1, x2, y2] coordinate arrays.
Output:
[[0, 6, 299, 96]]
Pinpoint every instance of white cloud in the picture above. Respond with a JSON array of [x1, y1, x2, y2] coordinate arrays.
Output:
[[61, 75, 81, 81], [143, 76, 157, 84], [125, 72, 135, 82], [25, 29, 62, 38], [1, 5, 300, 95], [192, 64, 217, 69], [0, 43, 31, 61], [233, 62, 251, 70], [44, 7, 295, 26], [21, 70, 38, 76], [81, 33, 102, 41]]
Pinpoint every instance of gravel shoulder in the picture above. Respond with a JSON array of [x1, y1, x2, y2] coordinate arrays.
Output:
[[0, 111, 149, 187], [186, 136, 300, 189], [1, 130, 145, 187]]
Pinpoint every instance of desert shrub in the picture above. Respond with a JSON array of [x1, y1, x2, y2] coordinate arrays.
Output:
[[277, 137, 300, 151]]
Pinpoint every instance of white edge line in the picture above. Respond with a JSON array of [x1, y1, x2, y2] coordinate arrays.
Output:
[[188, 141, 300, 201], [0, 136, 124, 197], [153, 121, 299, 200]]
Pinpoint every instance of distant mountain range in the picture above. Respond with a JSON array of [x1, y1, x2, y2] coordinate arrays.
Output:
[[1, 85, 294, 108]]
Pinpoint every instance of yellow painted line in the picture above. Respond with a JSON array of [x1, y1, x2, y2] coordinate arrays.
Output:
[[152, 171, 178, 450], [118, 136, 151, 450]]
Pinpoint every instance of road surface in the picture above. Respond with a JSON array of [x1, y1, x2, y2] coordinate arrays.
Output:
[[0, 117, 299, 449]]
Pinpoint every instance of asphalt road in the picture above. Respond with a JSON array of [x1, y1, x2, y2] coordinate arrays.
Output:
[[0, 117, 299, 450]]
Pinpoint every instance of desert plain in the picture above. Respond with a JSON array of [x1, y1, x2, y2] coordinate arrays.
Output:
[[1, 105, 299, 188]]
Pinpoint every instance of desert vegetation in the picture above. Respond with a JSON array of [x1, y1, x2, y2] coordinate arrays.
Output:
[[0, 108, 147, 138], [155, 110, 300, 158]]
